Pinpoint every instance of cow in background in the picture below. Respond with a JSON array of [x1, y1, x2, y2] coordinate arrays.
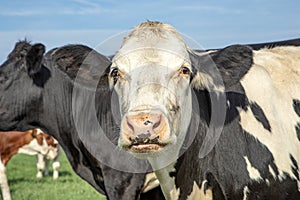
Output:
[[18, 128, 61, 179], [0, 40, 161, 200], [0, 128, 58, 200]]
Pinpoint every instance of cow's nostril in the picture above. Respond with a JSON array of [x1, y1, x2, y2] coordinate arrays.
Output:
[[127, 120, 134, 131], [153, 120, 161, 130]]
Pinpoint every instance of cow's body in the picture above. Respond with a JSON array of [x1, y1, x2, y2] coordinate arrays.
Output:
[[0, 128, 58, 200], [109, 22, 300, 199], [173, 45, 300, 200]]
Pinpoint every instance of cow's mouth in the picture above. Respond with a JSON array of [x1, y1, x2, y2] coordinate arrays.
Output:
[[129, 143, 167, 154], [125, 135, 168, 154]]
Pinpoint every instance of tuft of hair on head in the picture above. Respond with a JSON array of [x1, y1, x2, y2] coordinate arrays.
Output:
[[137, 21, 164, 28]]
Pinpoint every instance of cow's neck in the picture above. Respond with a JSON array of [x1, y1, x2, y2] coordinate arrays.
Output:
[[148, 159, 179, 200], [147, 132, 185, 200], [41, 68, 75, 136], [150, 89, 212, 200]]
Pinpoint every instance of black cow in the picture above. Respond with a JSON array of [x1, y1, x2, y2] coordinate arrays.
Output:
[[0, 40, 162, 200], [107, 21, 300, 199]]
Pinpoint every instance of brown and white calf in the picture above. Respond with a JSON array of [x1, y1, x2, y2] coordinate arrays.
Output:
[[0, 128, 58, 200], [18, 128, 61, 179]]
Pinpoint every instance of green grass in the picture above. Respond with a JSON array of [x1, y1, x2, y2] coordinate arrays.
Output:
[[2, 152, 106, 200]]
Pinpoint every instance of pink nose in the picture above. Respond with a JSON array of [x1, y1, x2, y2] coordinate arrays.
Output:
[[122, 113, 168, 145]]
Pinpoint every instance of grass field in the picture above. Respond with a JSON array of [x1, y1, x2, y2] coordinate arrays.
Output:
[[1, 152, 106, 200]]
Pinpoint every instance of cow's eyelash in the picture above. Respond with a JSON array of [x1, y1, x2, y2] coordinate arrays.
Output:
[[110, 68, 120, 84]]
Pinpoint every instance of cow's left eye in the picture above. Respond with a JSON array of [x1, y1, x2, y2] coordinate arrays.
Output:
[[180, 66, 191, 76], [110, 68, 119, 84]]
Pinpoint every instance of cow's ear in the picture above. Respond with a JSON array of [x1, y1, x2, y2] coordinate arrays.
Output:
[[26, 43, 45, 77], [30, 129, 37, 137], [190, 50, 225, 92], [190, 45, 253, 91], [213, 45, 253, 88]]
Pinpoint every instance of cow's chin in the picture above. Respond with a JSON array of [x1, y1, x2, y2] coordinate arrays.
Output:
[[131, 143, 167, 156], [121, 143, 169, 158]]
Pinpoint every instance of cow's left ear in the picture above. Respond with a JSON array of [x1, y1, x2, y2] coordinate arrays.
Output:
[[26, 43, 45, 77], [190, 45, 253, 91]]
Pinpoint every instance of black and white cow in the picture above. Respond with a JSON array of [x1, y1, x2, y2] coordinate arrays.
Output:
[[108, 21, 300, 199], [0, 41, 162, 200]]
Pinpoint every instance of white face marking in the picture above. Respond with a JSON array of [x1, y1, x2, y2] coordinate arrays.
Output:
[[112, 22, 193, 158], [240, 46, 300, 181], [112, 31, 191, 117]]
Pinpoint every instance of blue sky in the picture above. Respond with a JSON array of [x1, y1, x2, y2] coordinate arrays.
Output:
[[0, 0, 300, 62]]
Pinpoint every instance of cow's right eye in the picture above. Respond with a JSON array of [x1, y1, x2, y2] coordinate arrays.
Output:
[[110, 68, 119, 84]]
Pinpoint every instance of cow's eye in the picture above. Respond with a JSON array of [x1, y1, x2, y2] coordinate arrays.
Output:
[[110, 68, 119, 84], [180, 66, 191, 76]]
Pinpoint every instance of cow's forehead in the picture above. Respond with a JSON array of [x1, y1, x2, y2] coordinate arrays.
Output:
[[114, 49, 189, 72], [113, 23, 190, 72]]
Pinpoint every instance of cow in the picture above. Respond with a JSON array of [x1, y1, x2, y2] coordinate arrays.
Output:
[[0, 128, 58, 200], [17, 128, 61, 179], [0, 40, 161, 200], [108, 21, 300, 199]]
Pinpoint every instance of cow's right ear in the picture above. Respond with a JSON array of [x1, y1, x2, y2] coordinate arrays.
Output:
[[26, 43, 45, 77]]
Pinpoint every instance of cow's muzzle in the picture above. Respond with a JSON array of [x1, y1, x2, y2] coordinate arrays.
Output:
[[120, 112, 170, 154]]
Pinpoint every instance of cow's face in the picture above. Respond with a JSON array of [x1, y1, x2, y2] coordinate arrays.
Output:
[[0, 41, 45, 131], [110, 22, 193, 157], [32, 128, 58, 159]]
